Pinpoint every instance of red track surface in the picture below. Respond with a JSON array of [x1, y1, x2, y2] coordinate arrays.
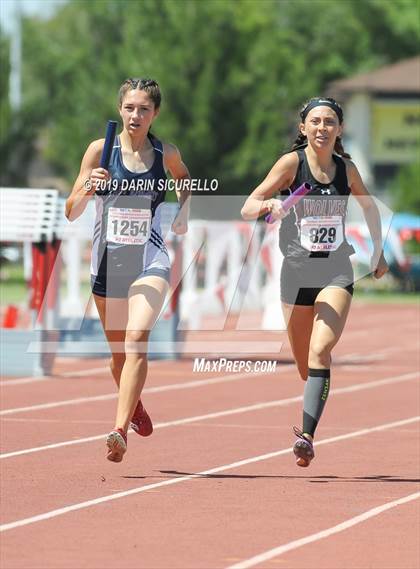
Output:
[[1, 302, 419, 569]]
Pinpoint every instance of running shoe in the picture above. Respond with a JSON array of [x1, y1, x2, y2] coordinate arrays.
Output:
[[130, 400, 153, 437], [106, 428, 127, 462], [293, 426, 314, 467]]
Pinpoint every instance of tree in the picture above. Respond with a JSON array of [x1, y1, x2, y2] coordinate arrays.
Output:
[[392, 161, 420, 214], [5, 0, 420, 195], [0, 30, 40, 187]]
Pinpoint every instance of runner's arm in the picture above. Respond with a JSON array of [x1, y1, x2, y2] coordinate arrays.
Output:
[[241, 152, 299, 220], [65, 139, 105, 221]]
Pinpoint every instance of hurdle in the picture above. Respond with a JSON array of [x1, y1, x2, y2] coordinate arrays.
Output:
[[0, 187, 61, 376], [178, 217, 286, 332]]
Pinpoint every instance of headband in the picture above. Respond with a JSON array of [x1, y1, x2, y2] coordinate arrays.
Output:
[[300, 98, 343, 123]]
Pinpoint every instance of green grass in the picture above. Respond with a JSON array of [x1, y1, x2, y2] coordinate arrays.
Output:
[[0, 264, 92, 306], [353, 289, 420, 304], [1, 263, 419, 307], [353, 273, 420, 304], [0, 265, 27, 305]]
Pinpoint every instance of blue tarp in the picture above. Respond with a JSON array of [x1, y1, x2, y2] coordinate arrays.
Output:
[[390, 213, 420, 232]]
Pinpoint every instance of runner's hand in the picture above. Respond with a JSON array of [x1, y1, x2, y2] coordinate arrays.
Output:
[[265, 199, 287, 221], [84, 168, 110, 194], [171, 211, 188, 235], [371, 250, 389, 279]]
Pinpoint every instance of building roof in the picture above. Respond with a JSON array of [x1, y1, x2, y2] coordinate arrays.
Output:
[[329, 56, 420, 96]]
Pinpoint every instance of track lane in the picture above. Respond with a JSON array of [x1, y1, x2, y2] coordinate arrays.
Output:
[[1, 374, 418, 525], [1, 370, 417, 456], [1, 420, 418, 568], [1, 303, 419, 568]]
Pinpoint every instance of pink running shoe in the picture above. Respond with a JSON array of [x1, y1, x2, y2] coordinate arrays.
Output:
[[106, 428, 127, 462], [130, 400, 153, 437]]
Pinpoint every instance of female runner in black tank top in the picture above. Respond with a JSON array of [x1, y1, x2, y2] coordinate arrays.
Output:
[[65, 78, 191, 463], [241, 97, 388, 467]]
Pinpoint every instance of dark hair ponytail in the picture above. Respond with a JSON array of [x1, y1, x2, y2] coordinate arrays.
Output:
[[291, 132, 308, 151], [334, 136, 351, 159]]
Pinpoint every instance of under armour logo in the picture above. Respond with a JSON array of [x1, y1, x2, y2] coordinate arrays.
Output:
[[320, 188, 331, 195]]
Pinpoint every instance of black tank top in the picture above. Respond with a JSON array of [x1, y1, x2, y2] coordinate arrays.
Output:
[[279, 149, 354, 260]]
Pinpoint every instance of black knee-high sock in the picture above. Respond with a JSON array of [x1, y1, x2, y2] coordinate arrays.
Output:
[[302, 368, 330, 438]]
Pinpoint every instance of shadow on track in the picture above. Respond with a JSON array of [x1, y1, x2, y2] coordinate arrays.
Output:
[[153, 470, 420, 483]]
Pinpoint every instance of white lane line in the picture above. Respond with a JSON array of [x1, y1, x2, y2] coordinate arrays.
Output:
[[1, 416, 418, 533], [0, 366, 109, 387], [0, 376, 50, 387], [144, 368, 290, 393], [0, 358, 415, 416], [0, 398, 300, 459], [0, 371, 418, 460], [0, 361, 162, 386], [1, 336, 415, 389], [58, 366, 110, 377], [0, 368, 290, 416], [2, 418, 110, 425], [226, 491, 420, 569], [2, 330, 414, 389], [0, 393, 117, 415]]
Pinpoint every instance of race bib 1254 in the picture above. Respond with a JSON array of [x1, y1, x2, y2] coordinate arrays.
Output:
[[106, 207, 151, 245]]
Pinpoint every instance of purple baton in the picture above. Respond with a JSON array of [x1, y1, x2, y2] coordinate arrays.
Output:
[[265, 182, 312, 223]]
